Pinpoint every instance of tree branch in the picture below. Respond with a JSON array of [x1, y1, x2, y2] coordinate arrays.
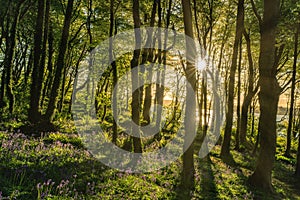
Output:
[[280, 76, 292, 93], [250, 0, 262, 28]]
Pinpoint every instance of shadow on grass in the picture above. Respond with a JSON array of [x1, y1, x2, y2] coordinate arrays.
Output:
[[198, 156, 219, 199], [272, 161, 300, 198], [0, 156, 109, 200], [173, 155, 220, 199], [227, 149, 300, 200]]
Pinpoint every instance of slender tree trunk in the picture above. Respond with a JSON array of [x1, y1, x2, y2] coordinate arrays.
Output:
[[250, 100, 256, 139], [221, 0, 244, 160], [235, 40, 242, 150], [154, 0, 163, 131], [41, 25, 54, 109], [0, 11, 8, 108], [240, 29, 257, 146], [154, 0, 172, 140], [181, 0, 196, 191], [296, 130, 300, 177], [248, 0, 280, 191], [45, 0, 74, 122], [294, 24, 300, 177], [39, 0, 50, 107], [193, 0, 204, 154], [131, 0, 142, 153], [110, 0, 118, 144], [2, 1, 25, 114], [285, 24, 299, 157], [68, 43, 86, 114], [212, 17, 230, 145], [296, 100, 300, 177], [0, 2, 10, 50], [202, 71, 208, 153], [142, 0, 157, 124], [0, 67, 6, 109], [58, 63, 67, 112]]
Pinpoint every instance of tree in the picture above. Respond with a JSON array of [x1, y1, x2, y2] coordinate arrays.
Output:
[[235, 39, 242, 150], [220, 0, 244, 160], [248, 0, 281, 190], [142, 0, 157, 125], [239, 29, 258, 146], [45, 0, 74, 122], [154, 0, 164, 131], [110, 0, 118, 144], [131, 0, 143, 153], [181, 0, 196, 191], [285, 23, 299, 157], [296, 129, 300, 177], [0, 0, 26, 114], [294, 23, 300, 177], [28, 0, 47, 124], [0, 1, 10, 110]]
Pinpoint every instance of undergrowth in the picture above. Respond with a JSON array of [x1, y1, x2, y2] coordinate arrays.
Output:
[[0, 130, 299, 199]]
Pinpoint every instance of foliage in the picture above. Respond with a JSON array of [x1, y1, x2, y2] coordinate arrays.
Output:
[[0, 0, 299, 198], [0, 129, 299, 199]]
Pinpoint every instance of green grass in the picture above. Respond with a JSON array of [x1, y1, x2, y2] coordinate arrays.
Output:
[[0, 130, 299, 199]]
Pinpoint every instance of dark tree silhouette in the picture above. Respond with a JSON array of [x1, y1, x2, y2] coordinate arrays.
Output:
[[45, 0, 74, 122], [29, 0, 47, 123]]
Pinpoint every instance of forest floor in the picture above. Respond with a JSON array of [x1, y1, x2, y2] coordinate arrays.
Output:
[[0, 123, 300, 199]]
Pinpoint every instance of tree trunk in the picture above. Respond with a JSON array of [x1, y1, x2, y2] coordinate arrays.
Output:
[[68, 44, 87, 114], [45, 0, 74, 122], [235, 40, 242, 150], [39, 0, 50, 108], [142, 0, 157, 125], [29, 0, 46, 123], [285, 23, 299, 157], [202, 71, 208, 153], [181, 0, 196, 191], [57, 63, 67, 112], [131, 0, 142, 153], [221, 0, 244, 160], [240, 29, 257, 146], [248, 0, 280, 191], [296, 130, 300, 177], [0, 11, 7, 109], [110, 0, 118, 144], [294, 24, 300, 177], [250, 100, 256, 139], [40, 24, 54, 109], [154, 0, 163, 131], [2, 1, 25, 114]]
